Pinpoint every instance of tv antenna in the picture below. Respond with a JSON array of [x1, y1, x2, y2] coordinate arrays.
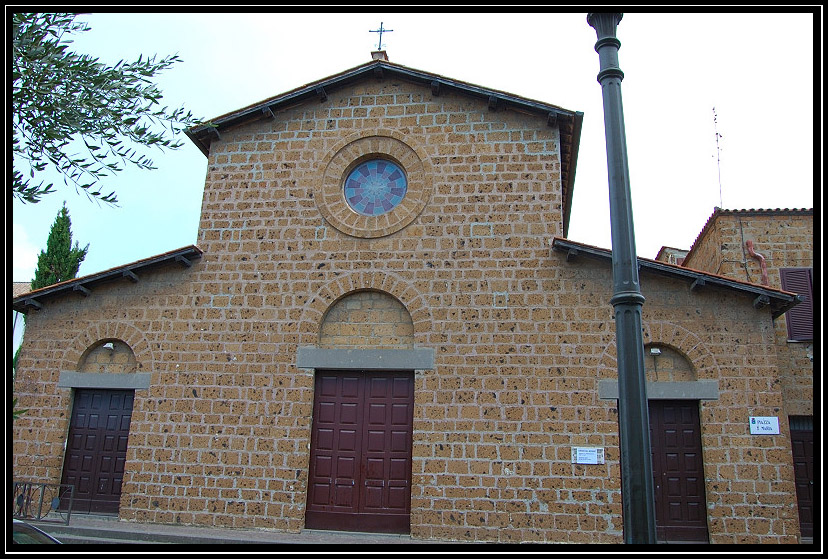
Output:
[[712, 107, 723, 208], [369, 22, 393, 50]]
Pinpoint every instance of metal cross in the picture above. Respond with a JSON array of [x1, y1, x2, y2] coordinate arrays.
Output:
[[369, 22, 393, 50]]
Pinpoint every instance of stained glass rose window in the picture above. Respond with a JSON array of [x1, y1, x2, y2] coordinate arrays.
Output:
[[344, 159, 407, 216]]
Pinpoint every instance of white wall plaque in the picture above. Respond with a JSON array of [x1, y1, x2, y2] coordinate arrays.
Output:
[[749, 416, 780, 435], [571, 447, 605, 464]]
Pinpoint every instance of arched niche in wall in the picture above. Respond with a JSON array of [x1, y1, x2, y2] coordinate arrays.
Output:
[[297, 289, 433, 372], [77, 339, 138, 373], [318, 290, 415, 350], [58, 339, 150, 390], [643, 343, 697, 383]]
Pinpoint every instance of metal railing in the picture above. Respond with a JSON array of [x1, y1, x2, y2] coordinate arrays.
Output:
[[12, 481, 74, 525]]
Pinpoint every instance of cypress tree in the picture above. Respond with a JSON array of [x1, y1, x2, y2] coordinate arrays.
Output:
[[31, 202, 89, 290]]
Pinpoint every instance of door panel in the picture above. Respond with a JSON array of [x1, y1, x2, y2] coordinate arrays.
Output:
[[790, 416, 814, 539], [306, 370, 414, 533], [650, 400, 709, 543], [60, 389, 134, 514]]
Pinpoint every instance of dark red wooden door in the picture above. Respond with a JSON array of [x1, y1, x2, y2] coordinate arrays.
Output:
[[60, 389, 134, 514], [305, 371, 414, 533], [649, 400, 709, 543], [790, 418, 814, 538]]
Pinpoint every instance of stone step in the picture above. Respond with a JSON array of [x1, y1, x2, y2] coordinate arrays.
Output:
[[23, 516, 447, 545], [30, 522, 276, 545], [50, 533, 153, 545]]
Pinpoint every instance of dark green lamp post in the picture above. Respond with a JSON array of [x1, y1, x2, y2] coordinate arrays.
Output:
[[586, 12, 657, 544]]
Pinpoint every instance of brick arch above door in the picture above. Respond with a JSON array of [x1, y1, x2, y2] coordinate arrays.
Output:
[[597, 321, 720, 382], [319, 290, 415, 349], [78, 339, 138, 373], [62, 322, 154, 374], [596, 322, 720, 401], [297, 270, 433, 347]]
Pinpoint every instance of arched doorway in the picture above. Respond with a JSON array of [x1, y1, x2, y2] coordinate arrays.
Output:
[[304, 291, 416, 533], [59, 339, 138, 514], [645, 344, 709, 543]]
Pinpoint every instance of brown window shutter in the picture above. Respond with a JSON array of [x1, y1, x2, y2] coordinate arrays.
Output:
[[780, 268, 813, 341]]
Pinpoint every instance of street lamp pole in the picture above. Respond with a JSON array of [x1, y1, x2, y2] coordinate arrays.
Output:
[[586, 12, 657, 544]]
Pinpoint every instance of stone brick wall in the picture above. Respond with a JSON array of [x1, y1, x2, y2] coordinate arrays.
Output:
[[12, 80, 803, 543], [78, 340, 138, 373], [644, 344, 695, 382], [685, 211, 812, 287], [319, 291, 415, 349], [628, 269, 799, 544], [683, 210, 813, 416], [13, 267, 182, 485]]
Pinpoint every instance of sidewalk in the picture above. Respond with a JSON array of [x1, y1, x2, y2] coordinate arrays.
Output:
[[28, 513, 467, 546]]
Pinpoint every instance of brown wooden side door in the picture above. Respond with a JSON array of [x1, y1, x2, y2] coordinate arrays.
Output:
[[305, 370, 414, 533], [790, 417, 814, 539], [649, 400, 709, 543], [60, 389, 134, 514]]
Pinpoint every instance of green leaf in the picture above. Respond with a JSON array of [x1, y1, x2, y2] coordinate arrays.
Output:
[[12, 12, 203, 205]]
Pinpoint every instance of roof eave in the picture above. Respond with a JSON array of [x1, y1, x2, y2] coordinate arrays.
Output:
[[562, 111, 584, 238], [186, 59, 582, 157], [551, 237, 800, 319], [12, 245, 203, 314]]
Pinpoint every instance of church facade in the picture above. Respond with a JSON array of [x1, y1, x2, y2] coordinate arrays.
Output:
[[13, 57, 810, 544]]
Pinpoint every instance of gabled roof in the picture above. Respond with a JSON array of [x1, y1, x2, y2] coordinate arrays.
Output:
[[186, 58, 584, 236], [12, 246, 203, 314], [551, 237, 801, 319], [684, 207, 814, 264]]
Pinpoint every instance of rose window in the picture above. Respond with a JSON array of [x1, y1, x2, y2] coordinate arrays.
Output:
[[344, 159, 407, 216]]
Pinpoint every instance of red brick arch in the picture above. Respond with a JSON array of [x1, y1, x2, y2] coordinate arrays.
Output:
[[297, 270, 432, 347], [63, 322, 154, 372], [598, 321, 719, 381]]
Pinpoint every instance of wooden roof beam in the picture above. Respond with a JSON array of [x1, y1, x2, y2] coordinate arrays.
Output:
[[73, 284, 91, 297], [176, 255, 194, 268], [20, 297, 42, 311], [753, 294, 770, 310]]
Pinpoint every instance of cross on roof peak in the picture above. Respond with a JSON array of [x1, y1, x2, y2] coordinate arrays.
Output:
[[369, 21, 393, 50]]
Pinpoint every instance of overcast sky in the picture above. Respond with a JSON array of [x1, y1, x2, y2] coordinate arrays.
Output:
[[10, 10, 817, 284]]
